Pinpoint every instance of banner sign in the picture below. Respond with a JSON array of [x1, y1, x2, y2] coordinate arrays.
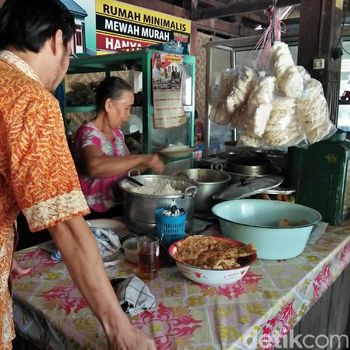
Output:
[[152, 53, 186, 128], [96, 0, 191, 52]]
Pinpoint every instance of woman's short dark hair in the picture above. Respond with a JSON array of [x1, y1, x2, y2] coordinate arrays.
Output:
[[0, 0, 75, 52], [95, 77, 133, 113]]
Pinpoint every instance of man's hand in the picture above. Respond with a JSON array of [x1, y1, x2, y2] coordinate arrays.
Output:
[[11, 258, 32, 276], [49, 217, 156, 350], [106, 314, 156, 350]]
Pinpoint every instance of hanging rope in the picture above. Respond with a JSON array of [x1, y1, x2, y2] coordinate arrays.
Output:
[[270, 0, 277, 43], [254, 0, 285, 70]]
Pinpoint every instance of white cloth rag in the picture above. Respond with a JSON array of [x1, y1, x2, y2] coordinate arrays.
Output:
[[91, 227, 121, 261], [48, 227, 121, 262]]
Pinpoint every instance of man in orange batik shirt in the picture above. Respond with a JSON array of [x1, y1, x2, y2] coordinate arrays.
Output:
[[0, 1, 156, 349]]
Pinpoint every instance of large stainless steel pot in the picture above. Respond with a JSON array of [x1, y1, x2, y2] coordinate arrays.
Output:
[[119, 175, 197, 234], [175, 167, 231, 213]]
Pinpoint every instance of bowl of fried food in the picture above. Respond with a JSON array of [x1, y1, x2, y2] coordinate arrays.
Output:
[[212, 199, 322, 260], [169, 235, 257, 286]]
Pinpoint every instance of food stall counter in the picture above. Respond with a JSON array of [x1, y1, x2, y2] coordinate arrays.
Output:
[[12, 222, 350, 349]]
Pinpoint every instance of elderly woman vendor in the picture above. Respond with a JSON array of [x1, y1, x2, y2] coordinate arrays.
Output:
[[75, 77, 164, 216]]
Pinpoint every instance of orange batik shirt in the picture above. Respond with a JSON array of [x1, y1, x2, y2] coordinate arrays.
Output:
[[0, 50, 90, 346]]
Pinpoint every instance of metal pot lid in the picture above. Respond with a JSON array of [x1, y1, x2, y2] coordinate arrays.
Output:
[[213, 175, 283, 201], [261, 186, 295, 195]]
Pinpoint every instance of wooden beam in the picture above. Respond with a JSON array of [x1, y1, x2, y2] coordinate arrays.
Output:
[[196, 1, 260, 35], [199, 0, 269, 24], [196, 18, 258, 37], [199, 0, 295, 23], [182, 1, 199, 55], [183, 0, 198, 12], [190, 21, 198, 55], [192, 0, 301, 21], [241, 13, 269, 25]]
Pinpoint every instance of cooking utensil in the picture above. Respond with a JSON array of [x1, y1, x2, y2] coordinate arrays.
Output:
[[175, 166, 231, 213], [212, 199, 322, 260], [126, 176, 144, 187], [261, 186, 295, 195], [225, 155, 274, 176], [224, 154, 282, 184]]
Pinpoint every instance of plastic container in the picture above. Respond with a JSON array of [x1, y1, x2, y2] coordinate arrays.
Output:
[[212, 199, 321, 260], [156, 208, 186, 246]]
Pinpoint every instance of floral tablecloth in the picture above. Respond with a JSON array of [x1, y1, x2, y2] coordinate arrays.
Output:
[[13, 223, 350, 350]]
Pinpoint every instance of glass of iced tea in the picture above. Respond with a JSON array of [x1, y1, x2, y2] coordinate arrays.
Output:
[[137, 235, 160, 280]]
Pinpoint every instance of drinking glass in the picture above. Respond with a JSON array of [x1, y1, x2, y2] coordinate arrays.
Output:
[[137, 236, 160, 280]]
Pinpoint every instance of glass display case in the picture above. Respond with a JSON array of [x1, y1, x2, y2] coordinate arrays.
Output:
[[63, 49, 196, 164]]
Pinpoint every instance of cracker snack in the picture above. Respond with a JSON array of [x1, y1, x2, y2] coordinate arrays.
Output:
[[174, 235, 256, 269]]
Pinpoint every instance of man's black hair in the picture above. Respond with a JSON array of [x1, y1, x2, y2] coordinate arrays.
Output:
[[0, 0, 75, 52]]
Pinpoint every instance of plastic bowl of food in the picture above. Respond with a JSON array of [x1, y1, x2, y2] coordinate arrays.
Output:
[[169, 235, 257, 286], [212, 199, 322, 260], [122, 237, 139, 264]]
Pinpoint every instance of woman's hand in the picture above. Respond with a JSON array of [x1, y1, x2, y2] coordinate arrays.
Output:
[[148, 154, 164, 174]]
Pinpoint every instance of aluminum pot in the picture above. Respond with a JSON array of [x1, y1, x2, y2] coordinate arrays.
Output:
[[225, 155, 280, 183], [119, 174, 197, 234], [226, 156, 274, 176], [175, 167, 231, 213]]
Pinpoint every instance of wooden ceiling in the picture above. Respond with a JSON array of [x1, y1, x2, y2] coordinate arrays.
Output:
[[161, 0, 302, 37], [121, 0, 350, 39], [153, 0, 350, 38]]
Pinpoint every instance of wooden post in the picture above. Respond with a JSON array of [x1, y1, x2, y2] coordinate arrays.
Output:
[[297, 0, 344, 123], [183, 0, 198, 55]]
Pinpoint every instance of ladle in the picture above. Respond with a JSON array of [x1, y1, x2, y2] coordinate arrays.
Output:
[[127, 176, 144, 187]]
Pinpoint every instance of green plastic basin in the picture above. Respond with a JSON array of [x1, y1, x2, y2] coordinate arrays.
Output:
[[212, 199, 321, 260]]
